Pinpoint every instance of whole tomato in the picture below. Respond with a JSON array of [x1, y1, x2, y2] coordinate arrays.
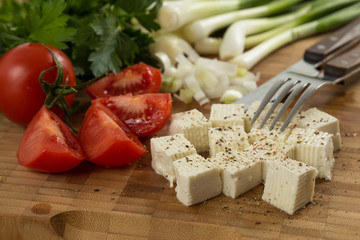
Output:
[[0, 43, 76, 126]]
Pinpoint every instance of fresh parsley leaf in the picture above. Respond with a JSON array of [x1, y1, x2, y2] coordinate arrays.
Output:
[[0, 0, 75, 53], [116, 0, 161, 32]]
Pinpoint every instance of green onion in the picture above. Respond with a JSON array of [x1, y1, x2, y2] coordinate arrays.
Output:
[[157, 0, 264, 32], [219, 3, 310, 60], [232, 2, 360, 69], [183, 0, 302, 43], [245, 0, 359, 49]]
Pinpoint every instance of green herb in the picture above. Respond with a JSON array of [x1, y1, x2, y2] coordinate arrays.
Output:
[[0, 0, 75, 51], [0, 0, 162, 78]]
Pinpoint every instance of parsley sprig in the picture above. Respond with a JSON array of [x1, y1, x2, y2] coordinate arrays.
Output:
[[0, 0, 162, 78]]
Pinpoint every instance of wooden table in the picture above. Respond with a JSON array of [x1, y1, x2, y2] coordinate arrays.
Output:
[[1, 35, 360, 240]]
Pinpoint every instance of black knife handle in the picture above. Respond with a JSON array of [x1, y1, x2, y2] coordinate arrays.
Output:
[[304, 17, 360, 63]]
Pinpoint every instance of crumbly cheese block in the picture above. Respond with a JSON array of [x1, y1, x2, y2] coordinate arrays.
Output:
[[209, 103, 246, 128], [262, 157, 318, 215], [151, 134, 197, 187], [245, 101, 288, 132], [208, 125, 249, 156], [173, 154, 222, 206], [248, 121, 296, 144], [168, 109, 212, 153], [209, 150, 261, 199], [245, 139, 295, 182], [292, 107, 341, 151], [286, 128, 335, 180]]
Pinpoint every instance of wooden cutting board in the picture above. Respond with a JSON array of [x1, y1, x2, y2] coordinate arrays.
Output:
[[1, 35, 360, 240]]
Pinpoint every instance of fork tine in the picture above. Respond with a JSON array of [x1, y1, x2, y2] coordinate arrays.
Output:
[[260, 79, 300, 128], [269, 81, 309, 130], [250, 78, 290, 126], [280, 84, 317, 132]]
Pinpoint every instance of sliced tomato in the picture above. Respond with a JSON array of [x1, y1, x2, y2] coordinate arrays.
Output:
[[17, 106, 85, 173], [79, 102, 147, 167], [94, 93, 172, 137], [86, 62, 162, 98]]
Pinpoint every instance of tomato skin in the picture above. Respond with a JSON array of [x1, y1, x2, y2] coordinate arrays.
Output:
[[86, 62, 162, 98], [0, 43, 76, 126], [79, 103, 147, 167], [94, 93, 172, 137], [17, 106, 85, 173]]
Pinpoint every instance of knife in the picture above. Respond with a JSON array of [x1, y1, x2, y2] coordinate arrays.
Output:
[[234, 16, 360, 109]]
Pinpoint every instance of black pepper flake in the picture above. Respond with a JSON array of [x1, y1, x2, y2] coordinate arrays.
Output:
[[94, 188, 100, 192]]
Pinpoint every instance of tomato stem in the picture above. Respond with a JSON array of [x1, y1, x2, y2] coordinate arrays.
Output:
[[39, 44, 105, 132]]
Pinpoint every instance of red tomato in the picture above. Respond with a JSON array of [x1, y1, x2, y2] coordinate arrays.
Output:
[[94, 93, 172, 137], [79, 102, 147, 167], [0, 43, 76, 126], [17, 106, 85, 173], [86, 62, 162, 98]]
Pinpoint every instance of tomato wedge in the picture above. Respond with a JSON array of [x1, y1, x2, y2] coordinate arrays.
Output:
[[79, 102, 147, 167], [86, 62, 162, 98], [94, 93, 172, 137], [17, 106, 85, 173]]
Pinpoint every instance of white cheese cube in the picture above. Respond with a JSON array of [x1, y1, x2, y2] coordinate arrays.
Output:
[[208, 125, 249, 157], [292, 108, 341, 151], [262, 157, 318, 215], [209, 150, 261, 199], [245, 101, 287, 132], [209, 103, 246, 128], [248, 121, 296, 144], [168, 109, 211, 153], [151, 134, 197, 187], [286, 128, 335, 180], [173, 154, 222, 206], [245, 140, 295, 182]]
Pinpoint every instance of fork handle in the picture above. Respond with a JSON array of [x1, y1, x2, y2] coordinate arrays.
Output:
[[304, 17, 360, 63]]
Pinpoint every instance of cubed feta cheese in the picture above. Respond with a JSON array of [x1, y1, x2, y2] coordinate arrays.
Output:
[[209, 103, 246, 128], [248, 121, 296, 144], [245, 139, 295, 182], [286, 128, 335, 180], [208, 125, 249, 156], [151, 134, 197, 187], [168, 109, 211, 153], [173, 154, 222, 206], [209, 149, 261, 198], [262, 157, 318, 215], [292, 107, 341, 151]]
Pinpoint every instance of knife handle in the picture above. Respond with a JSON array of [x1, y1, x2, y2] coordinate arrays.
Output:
[[324, 47, 360, 77], [324, 46, 360, 86], [304, 17, 360, 63]]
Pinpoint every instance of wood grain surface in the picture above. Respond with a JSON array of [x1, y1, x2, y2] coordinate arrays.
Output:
[[1, 34, 360, 240]]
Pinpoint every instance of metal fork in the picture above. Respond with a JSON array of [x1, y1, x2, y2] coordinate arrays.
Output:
[[248, 16, 360, 132], [250, 49, 360, 132], [251, 76, 337, 132]]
